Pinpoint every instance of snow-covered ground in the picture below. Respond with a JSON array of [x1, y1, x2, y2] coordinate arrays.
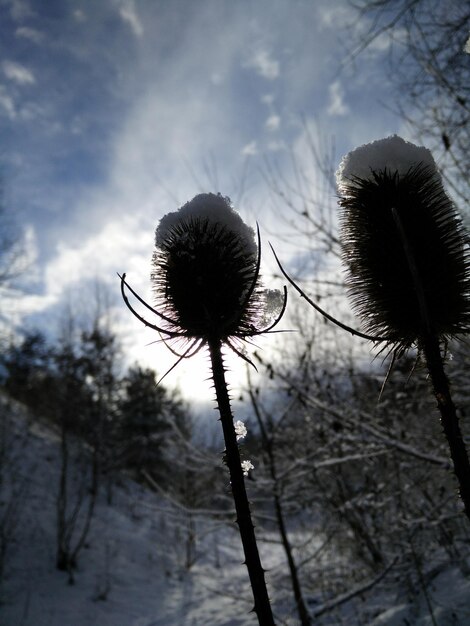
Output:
[[0, 397, 261, 625], [1, 395, 470, 625]]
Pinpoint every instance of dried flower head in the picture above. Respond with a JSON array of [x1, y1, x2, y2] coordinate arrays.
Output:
[[337, 136, 470, 354], [120, 193, 286, 368]]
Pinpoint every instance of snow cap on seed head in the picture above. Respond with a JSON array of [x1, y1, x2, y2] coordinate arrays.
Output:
[[336, 135, 439, 195], [155, 193, 257, 257]]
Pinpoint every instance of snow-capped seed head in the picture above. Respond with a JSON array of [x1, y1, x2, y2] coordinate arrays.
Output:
[[155, 193, 257, 257], [151, 193, 264, 340], [337, 136, 470, 351], [336, 135, 438, 195]]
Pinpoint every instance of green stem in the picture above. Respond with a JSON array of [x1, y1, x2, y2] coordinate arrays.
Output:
[[208, 337, 275, 626], [422, 334, 470, 522]]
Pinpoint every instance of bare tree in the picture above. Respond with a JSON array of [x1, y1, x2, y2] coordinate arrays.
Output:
[[0, 181, 27, 358], [0, 394, 31, 599], [348, 0, 470, 206], [54, 283, 122, 579], [247, 317, 470, 623], [246, 371, 313, 626], [257, 121, 470, 621], [0, 184, 25, 288]]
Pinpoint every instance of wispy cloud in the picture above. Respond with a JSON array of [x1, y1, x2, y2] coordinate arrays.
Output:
[[327, 80, 348, 116], [73, 9, 87, 23], [245, 49, 280, 80], [241, 141, 258, 156], [8, 0, 35, 21], [0, 85, 16, 118], [2, 60, 35, 85], [265, 114, 280, 131], [15, 26, 44, 44], [44, 217, 152, 299], [261, 94, 275, 105], [118, 1, 144, 38]]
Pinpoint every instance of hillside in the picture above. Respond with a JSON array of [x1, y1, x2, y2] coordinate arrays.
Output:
[[1, 394, 470, 625]]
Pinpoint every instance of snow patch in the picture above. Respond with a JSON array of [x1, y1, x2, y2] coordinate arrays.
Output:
[[155, 193, 257, 256], [336, 135, 439, 194]]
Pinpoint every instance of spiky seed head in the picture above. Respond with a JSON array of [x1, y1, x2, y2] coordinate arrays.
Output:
[[337, 136, 470, 351], [151, 193, 264, 340]]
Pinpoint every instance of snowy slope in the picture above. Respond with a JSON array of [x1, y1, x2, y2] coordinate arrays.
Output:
[[1, 395, 470, 625], [0, 398, 260, 626]]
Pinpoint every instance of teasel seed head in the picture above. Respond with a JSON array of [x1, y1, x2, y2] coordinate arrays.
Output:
[[336, 135, 470, 353], [151, 193, 282, 343]]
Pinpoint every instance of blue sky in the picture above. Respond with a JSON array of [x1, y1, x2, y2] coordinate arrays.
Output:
[[0, 0, 404, 399]]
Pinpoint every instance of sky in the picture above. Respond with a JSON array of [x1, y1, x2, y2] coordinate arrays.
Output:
[[0, 0, 405, 403]]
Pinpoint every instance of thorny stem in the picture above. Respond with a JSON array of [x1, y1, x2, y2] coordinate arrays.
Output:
[[422, 333, 470, 522], [208, 337, 275, 626]]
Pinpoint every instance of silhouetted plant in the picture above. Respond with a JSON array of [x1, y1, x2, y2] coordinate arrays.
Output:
[[120, 193, 286, 625], [336, 136, 470, 353], [274, 135, 470, 522], [336, 136, 470, 520]]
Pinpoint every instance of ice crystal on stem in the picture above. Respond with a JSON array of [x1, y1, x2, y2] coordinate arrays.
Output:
[[242, 460, 254, 476], [234, 420, 247, 441]]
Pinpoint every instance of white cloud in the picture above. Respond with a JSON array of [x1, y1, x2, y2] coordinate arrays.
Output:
[[241, 141, 258, 156], [245, 49, 280, 80], [261, 94, 275, 105], [43, 216, 152, 301], [318, 3, 354, 28], [265, 114, 280, 131], [9, 0, 35, 21], [465, 34, 470, 54], [73, 9, 87, 22], [0, 85, 16, 118], [2, 60, 35, 85], [327, 80, 348, 116], [36, 211, 219, 402], [119, 2, 144, 38], [15, 26, 44, 44]]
